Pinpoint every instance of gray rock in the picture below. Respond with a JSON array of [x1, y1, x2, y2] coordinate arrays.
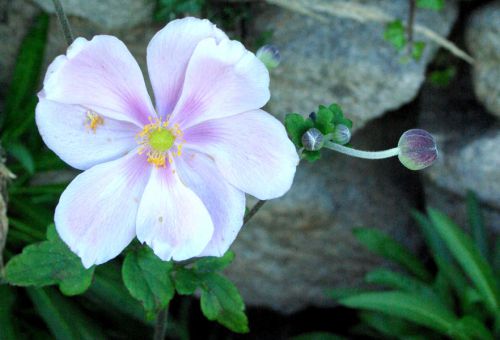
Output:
[[419, 70, 500, 234], [256, 0, 458, 130], [466, 1, 500, 118], [225, 112, 422, 313], [31, 0, 154, 30]]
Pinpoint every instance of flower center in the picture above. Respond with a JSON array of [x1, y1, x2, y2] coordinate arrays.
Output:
[[136, 118, 184, 168]]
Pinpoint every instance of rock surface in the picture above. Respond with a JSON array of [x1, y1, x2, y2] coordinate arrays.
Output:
[[225, 111, 422, 313], [32, 0, 154, 30], [419, 70, 500, 234], [256, 0, 458, 130], [466, 1, 500, 118]]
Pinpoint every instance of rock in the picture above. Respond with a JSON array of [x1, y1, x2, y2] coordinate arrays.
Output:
[[465, 1, 500, 118], [255, 0, 458, 130], [31, 0, 154, 30], [419, 68, 500, 235], [225, 111, 422, 313]]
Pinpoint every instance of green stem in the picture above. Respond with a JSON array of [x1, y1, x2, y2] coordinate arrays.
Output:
[[324, 141, 400, 160], [51, 0, 74, 46], [153, 306, 169, 340], [244, 200, 266, 225]]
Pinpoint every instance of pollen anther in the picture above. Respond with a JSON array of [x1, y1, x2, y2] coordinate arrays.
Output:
[[85, 111, 104, 132]]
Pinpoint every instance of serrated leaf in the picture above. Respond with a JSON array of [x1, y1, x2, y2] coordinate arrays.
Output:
[[174, 268, 201, 295], [122, 247, 174, 313], [428, 208, 499, 313], [329, 103, 352, 129], [285, 113, 314, 147], [384, 20, 407, 51], [412, 41, 426, 61], [315, 105, 335, 134], [200, 273, 249, 333], [339, 291, 457, 335], [193, 251, 235, 273], [416, 0, 445, 11], [5, 226, 94, 296], [353, 228, 432, 282]]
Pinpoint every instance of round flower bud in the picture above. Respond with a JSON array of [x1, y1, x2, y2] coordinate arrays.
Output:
[[332, 124, 351, 145], [398, 129, 438, 170], [256, 44, 281, 69], [302, 128, 324, 151]]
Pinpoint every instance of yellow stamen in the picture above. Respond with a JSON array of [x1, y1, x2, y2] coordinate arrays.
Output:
[[85, 111, 104, 132]]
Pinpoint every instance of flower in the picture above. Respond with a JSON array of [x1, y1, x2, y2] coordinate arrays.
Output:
[[36, 17, 299, 268]]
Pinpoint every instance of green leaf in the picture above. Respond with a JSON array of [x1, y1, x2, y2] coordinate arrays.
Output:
[[193, 251, 235, 273], [412, 41, 426, 61], [466, 191, 489, 261], [353, 228, 432, 282], [428, 208, 500, 313], [384, 20, 407, 51], [329, 103, 352, 129], [27, 287, 106, 340], [339, 291, 457, 335], [174, 268, 202, 295], [292, 332, 346, 340], [1, 13, 48, 131], [358, 312, 426, 339], [6, 142, 35, 174], [416, 0, 445, 11], [5, 225, 94, 296], [302, 150, 321, 162], [122, 247, 175, 314], [315, 105, 335, 134], [200, 273, 249, 333], [451, 316, 493, 340], [285, 113, 314, 148], [429, 66, 456, 87], [0, 286, 18, 340]]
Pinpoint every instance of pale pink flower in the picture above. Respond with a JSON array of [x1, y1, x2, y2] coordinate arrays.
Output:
[[36, 18, 298, 268]]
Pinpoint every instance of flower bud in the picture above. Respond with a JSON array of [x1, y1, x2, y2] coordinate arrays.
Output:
[[332, 124, 351, 145], [398, 129, 438, 170], [256, 44, 281, 69], [302, 128, 324, 151]]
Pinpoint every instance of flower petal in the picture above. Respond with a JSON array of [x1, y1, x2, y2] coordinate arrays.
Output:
[[147, 17, 228, 119], [136, 165, 214, 261], [36, 98, 139, 170], [176, 151, 245, 257], [55, 152, 150, 268], [184, 110, 299, 200], [170, 38, 270, 129], [42, 36, 155, 126]]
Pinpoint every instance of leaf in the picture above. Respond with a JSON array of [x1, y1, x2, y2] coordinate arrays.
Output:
[[6, 142, 35, 174], [27, 287, 106, 340], [0, 286, 19, 340], [174, 267, 202, 295], [358, 312, 426, 339], [429, 66, 456, 87], [302, 150, 321, 162], [122, 247, 175, 314], [451, 316, 493, 340], [1, 13, 48, 132], [384, 20, 407, 51], [339, 291, 457, 335], [285, 113, 314, 147], [315, 105, 335, 134], [353, 228, 432, 282], [466, 191, 489, 261], [5, 225, 94, 296], [412, 41, 426, 61], [416, 0, 445, 11], [428, 208, 500, 313], [329, 103, 352, 128], [193, 251, 235, 273], [200, 273, 249, 333]]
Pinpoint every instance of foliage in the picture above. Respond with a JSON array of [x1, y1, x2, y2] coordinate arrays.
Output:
[[417, 0, 445, 11], [330, 193, 499, 339], [154, 0, 205, 21]]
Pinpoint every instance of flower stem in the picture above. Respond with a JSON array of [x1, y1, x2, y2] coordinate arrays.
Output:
[[324, 141, 400, 160], [244, 200, 266, 225], [153, 306, 169, 340], [51, 0, 74, 46]]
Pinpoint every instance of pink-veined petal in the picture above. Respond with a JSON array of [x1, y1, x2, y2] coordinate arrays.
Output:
[[42, 36, 155, 126], [36, 98, 139, 170], [147, 17, 228, 119], [170, 38, 270, 129], [184, 109, 299, 200], [176, 151, 245, 257], [55, 152, 150, 268], [136, 165, 214, 261]]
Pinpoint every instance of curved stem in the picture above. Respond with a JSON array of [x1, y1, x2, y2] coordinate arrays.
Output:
[[244, 200, 266, 225], [52, 0, 74, 46], [153, 306, 169, 340], [324, 141, 400, 160]]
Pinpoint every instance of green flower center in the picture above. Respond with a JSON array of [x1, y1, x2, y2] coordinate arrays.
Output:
[[148, 128, 176, 152]]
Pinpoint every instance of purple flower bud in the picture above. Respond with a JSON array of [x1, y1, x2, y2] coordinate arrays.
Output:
[[398, 129, 438, 170], [302, 128, 324, 151], [332, 124, 351, 145], [256, 44, 281, 69]]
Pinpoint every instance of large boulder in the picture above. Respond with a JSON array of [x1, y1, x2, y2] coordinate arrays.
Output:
[[225, 111, 422, 313], [466, 1, 500, 118], [255, 0, 458, 130]]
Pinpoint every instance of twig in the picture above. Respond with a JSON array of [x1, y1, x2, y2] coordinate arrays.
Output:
[[51, 0, 74, 46], [153, 306, 169, 340], [243, 200, 266, 225], [267, 0, 474, 64]]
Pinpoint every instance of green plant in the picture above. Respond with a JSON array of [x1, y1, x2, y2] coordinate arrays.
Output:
[[330, 192, 499, 339]]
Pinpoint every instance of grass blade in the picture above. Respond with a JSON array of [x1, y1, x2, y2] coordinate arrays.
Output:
[[466, 191, 489, 260]]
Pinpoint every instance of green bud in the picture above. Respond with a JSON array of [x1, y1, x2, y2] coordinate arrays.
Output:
[[332, 124, 351, 145], [302, 128, 324, 151], [256, 45, 281, 69], [398, 129, 438, 170]]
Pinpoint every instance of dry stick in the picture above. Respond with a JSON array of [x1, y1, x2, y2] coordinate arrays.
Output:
[[267, 0, 474, 64], [52, 0, 74, 46]]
